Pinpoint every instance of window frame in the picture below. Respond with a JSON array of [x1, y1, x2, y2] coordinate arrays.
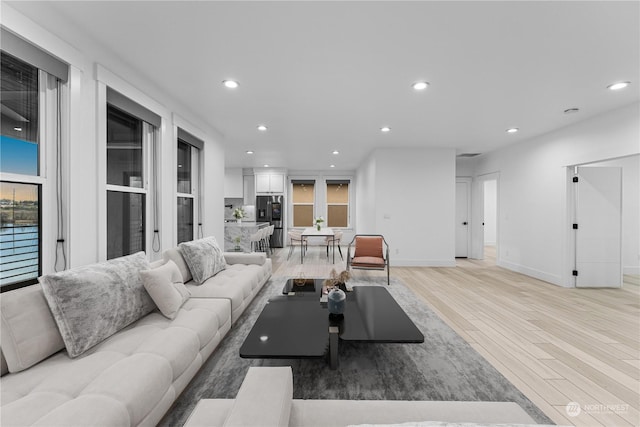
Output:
[[291, 180, 316, 228], [1, 59, 59, 291], [325, 179, 351, 229], [105, 104, 155, 259], [176, 137, 200, 244]]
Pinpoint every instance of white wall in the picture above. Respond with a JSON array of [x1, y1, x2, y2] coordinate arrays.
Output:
[[472, 102, 640, 286], [357, 148, 456, 266], [355, 154, 377, 234], [2, 4, 226, 269]]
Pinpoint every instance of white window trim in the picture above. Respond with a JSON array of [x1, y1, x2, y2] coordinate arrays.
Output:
[[96, 65, 169, 261]]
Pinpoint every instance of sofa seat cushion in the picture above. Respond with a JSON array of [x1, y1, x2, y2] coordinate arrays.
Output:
[[0, 298, 231, 427], [186, 263, 269, 323], [289, 400, 537, 427], [351, 256, 386, 268]]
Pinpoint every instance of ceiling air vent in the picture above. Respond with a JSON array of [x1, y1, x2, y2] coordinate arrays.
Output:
[[456, 153, 482, 158]]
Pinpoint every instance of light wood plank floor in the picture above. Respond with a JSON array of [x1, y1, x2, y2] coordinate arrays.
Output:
[[269, 244, 640, 427]]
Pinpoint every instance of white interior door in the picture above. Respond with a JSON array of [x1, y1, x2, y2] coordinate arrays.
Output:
[[455, 181, 470, 258], [575, 167, 622, 288]]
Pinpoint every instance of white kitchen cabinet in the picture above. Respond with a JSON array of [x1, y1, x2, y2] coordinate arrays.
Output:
[[255, 173, 284, 193], [224, 168, 243, 198], [243, 175, 255, 205]]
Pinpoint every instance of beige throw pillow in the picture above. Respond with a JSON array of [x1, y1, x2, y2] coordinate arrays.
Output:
[[140, 260, 191, 320]]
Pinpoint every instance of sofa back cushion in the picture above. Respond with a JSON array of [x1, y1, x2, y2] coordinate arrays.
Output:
[[353, 236, 384, 259], [224, 367, 293, 427], [39, 252, 154, 358], [162, 247, 193, 283], [178, 236, 226, 284], [0, 284, 65, 372]]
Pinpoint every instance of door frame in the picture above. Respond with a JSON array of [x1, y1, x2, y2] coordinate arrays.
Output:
[[473, 172, 500, 261]]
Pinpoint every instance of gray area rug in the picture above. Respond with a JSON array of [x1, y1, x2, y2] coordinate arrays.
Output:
[[159, 276, 553, 426]]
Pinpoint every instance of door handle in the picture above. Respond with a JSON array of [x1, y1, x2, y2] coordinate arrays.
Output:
[[462, 222, 468, 225]]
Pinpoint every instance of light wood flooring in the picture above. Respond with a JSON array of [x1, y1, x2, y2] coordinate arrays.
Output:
[[269, 244, 640, 427]]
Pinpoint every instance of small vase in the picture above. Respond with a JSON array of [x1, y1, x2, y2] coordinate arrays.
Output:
[[236, 219, 241, 224], [316, 224, 321, 231], [328, 288, 346, 315]]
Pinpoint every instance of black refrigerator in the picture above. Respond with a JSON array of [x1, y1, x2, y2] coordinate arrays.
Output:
[[256, 195, 284, 248]]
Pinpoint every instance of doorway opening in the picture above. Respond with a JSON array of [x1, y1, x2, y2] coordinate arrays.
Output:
[[567, 154, 638, 288], [482, 178, 498, 265]]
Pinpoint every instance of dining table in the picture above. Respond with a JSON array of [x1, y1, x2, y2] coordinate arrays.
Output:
[[300, 227, 336, 264]]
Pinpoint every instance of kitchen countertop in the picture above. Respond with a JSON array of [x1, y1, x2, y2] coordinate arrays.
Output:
[[223, 221, 270, 251], [224, 221, 270, 228]]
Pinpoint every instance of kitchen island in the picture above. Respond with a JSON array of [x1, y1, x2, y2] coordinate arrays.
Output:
[[224, 221, 270, 252]]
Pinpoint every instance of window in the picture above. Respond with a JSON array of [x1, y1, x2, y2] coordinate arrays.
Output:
[[326, 180, 350, 228], [176, 129, 202, 244], [106, 105, 153, 259], [292, 180, 315, 227], [0, 52, 41, 290], [0, 182, 40, 289]]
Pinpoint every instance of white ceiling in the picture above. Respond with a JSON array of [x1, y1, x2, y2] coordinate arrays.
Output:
[[7, 1, 639, 171]]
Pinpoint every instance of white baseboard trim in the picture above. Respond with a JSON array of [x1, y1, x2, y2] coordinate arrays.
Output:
[[393, 259, 457, 267], [623, 266, 640, 275], [497, 259, 565, 287]]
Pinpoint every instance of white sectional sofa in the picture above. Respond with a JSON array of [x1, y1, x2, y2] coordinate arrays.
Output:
[[185, 367, 557, 427], [0, 238, 271, 427]]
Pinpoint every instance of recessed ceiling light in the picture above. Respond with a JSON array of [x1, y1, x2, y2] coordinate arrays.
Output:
[[257, 125, 267, 131], [412, 81, 429, 91], [380, 126, 391, 133], [246, 150, 254, 154], [332, 150, 339, 155], [330, 164, 336, 168], [263, 164, 269, 167], [13, 127, 22, 132], [607, 81, 630, 91], [506, 128, 519, 133], [222, 79, 239, 89], [564, 108, 580, 114]]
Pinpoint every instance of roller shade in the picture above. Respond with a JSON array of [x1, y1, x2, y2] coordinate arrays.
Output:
[[107, 87, 161, 128], [1, 27, 69, 82], [291, 180, 316, 185], [177, 128, 204, 150], [326, 179, 350, 185]]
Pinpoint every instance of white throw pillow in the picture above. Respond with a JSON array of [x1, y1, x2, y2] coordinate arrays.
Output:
[[140, 260, 191, 319]]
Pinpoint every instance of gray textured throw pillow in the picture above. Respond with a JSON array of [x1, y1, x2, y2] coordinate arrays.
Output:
[[140, 260, 190, 319], [39, 252, 154, 358], [178, 236, 226, 284]]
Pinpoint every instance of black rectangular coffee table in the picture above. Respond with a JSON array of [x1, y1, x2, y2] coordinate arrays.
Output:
[[240, 279, 424, 368]]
